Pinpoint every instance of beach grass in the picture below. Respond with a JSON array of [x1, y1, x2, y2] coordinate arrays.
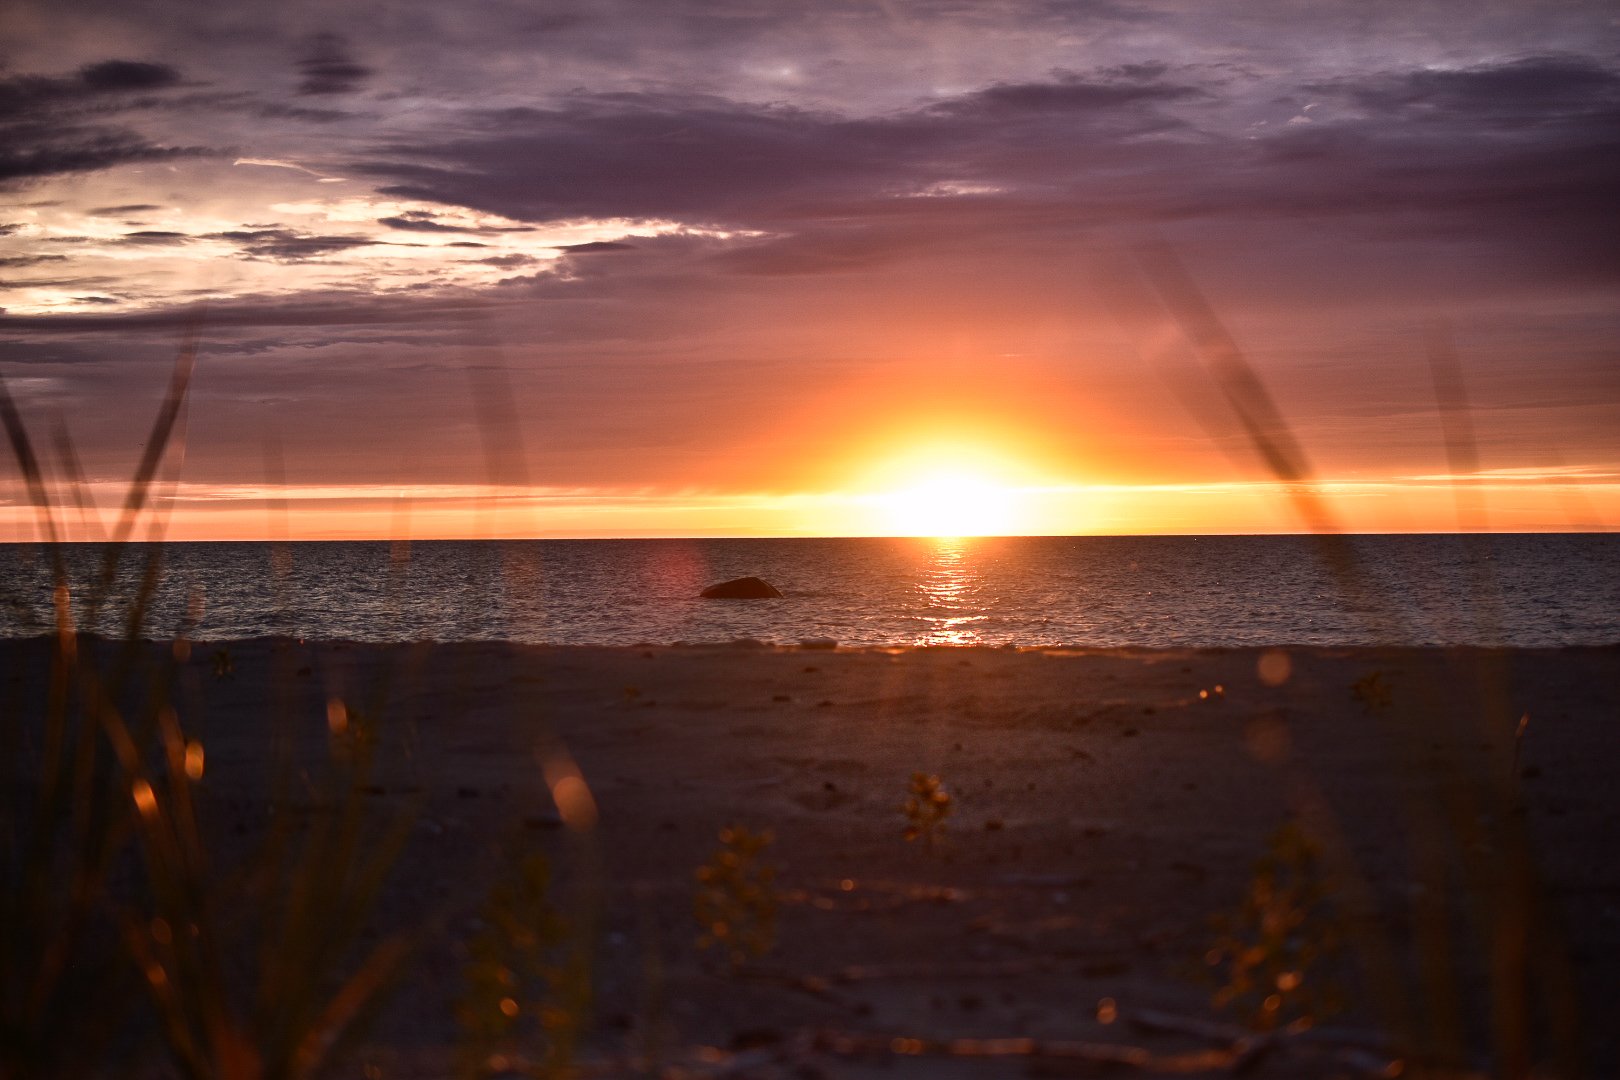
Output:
[[0, 333, 449, 1080]]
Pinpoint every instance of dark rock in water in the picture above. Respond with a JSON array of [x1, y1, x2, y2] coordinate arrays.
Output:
[[700, 576, 783, 599]]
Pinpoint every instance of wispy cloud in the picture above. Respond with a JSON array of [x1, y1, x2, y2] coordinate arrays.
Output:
[[1401, 466, 1619, 483]]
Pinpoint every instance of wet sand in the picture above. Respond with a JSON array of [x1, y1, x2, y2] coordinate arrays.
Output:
[[15, 638, 1618, 1076]]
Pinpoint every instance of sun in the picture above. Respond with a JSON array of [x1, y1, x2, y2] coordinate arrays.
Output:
[[881, 472, 1017, 537]]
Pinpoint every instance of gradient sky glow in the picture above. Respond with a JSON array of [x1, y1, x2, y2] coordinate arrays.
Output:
[[2, 1, 1617, 539]]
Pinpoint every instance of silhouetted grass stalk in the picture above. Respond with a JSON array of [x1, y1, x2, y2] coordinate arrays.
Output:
[[0, 319, 425, 1080], [1134, 240, 1583, 1077]]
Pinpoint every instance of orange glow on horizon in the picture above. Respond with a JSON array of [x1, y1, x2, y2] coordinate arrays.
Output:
[[0, 471, 1613, 541]]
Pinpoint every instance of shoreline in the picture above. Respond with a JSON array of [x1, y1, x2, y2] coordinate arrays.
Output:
[[13, 632, 1620, 653]]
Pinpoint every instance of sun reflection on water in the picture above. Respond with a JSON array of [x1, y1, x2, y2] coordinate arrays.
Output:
[[913, 537, 991, 646]]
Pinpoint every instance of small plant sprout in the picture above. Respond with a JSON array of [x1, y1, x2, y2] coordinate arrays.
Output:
[[1202, 821, 1346, 1033], [1350, 670, 1392, 713], [693, 826, 779, 967], [902, 772, 952, 850], [455, 853, 588, 1080]]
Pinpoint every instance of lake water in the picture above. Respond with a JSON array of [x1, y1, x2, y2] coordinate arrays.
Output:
[[0, 534, 1615, 648]]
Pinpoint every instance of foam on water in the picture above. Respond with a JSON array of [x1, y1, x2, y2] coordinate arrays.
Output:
[[1, 534, 1615, 648]]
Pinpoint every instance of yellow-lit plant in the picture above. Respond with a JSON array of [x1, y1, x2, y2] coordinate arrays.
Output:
[[902, 772, 952, 850], [1202, 821, 1345, 1032], [693, 827, 778, 968], [455, 853, 590, 1080]]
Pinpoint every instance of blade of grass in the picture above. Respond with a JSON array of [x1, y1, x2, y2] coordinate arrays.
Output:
[[86, 306, 203, 631], [1128, 240, 1584, 1074], [0, 372, 66, 583], [49, 412, 106, 544], [1424, 324, 1583, 1076]]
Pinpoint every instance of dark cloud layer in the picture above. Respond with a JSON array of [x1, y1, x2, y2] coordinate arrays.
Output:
[[0, 60, 180, 120], [0, 59, 206, 183], [376, 214, 469, 233], [0, 129, 202, 182], [205, 228, 382, 260], [375, 210, 532, 235], [364, 70, 1200, 225], [77, 60, 180, 93], [347, 56, 1619, 286], [1339, 54, 1620, 125], [4, 53, 1616, 326], [295, 33, 372, 96]]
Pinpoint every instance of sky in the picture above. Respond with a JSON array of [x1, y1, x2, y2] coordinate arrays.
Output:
[[1, 0, 1617, 539]]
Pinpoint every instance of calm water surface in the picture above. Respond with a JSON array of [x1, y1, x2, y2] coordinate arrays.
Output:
[[0, 534, 1614, 648]]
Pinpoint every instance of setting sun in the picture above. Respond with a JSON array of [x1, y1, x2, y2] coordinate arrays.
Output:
[[881, 472, 1019, 536]]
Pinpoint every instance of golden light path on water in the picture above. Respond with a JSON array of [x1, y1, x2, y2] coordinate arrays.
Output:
[[914, 537, 990, 646]]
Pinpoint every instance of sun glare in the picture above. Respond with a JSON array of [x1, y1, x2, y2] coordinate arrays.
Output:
[[882, 472, 1017, 537]]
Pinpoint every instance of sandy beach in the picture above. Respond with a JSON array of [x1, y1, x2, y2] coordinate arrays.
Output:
[[11, 637, 1617, 1077]]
